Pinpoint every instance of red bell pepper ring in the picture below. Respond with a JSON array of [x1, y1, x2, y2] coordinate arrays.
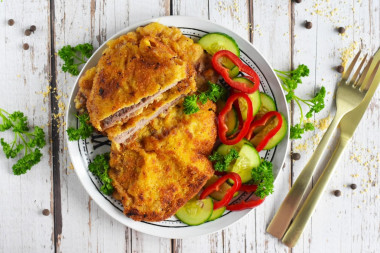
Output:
[[239, 184, 258, 192], [200, 172, 242, 210], [246, 111, 283, 152], [212, 50, 260, 94], [219, 93, 253, 145], [226, 197, 265, 211]]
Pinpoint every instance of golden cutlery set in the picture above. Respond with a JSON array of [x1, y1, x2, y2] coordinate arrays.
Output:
[[267, 48, 380, 247]]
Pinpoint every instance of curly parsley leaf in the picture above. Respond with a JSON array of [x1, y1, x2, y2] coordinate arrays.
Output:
[[66, 113, 94, 141], [251, 160, 274, 199], [58, 43, 94, 76], [183, 94, 200, 115], [88, 153, 114, 195], [0, 108, 46, 175], [12, 148, 42, 175], [275, 64, 326, 139], [209, 148, 239, 172], [183, 82, 227, 114]]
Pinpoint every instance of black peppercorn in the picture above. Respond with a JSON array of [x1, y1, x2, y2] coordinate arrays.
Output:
[[305, 21, 312, 29], [8, 19, 15, 26], [336, 65, 344, 73], [99, 88, 104, 95], [42, 209, 50, 216], [25, 29, 31, 36], [30, 25, 36, 32], [338, 27, 346, 34], [291, 153, 301, 160], [294, 0, 302, 3], [23, 43, 29, 50], [350, 183, 357, 190], [333, 190, 341, 197]]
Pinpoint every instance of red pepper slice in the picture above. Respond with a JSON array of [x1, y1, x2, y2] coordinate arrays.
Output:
[[219, 93, 253, 145], [226, 197, 265, 211], [246, 111, 283, 152], [239, 184, 258, 192], [212, 50, 260, 94], [200, 172, 242, 210]]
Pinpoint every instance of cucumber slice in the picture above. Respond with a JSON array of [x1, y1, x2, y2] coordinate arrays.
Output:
[[228, 144, 261, 183], [225, 107, 239, 136], [204, 175, 239, 201], [229, 66, 240, 78], [208, 206, 226, 221], [233, 77, 261, 120], [256, 93, 277, 120], [176, 197, 213, 226], [250, 113, 288, 150], [198, 32, 240, 69], [216, 138, 252, 156]]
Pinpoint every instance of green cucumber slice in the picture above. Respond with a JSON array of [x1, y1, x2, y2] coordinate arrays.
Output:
[[256, 93, 277, 120], [176, 197, 213, 226], [208, 206, 226, 221], [250, 113, 288, 150], [225, 107, 239, 136], [204, 175, 239, 201], [228, 144, 261, 183], [229, 66, 240, 78], [216, 138, 252, 156], [198, 32, 240, 69], [233, 77, 261, 120]]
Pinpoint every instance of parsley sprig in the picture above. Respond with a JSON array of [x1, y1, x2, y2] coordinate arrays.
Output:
[[88, 153, 114, 195], [0, 108, 46, 175], [66, 113, 93, 141], [183, 82, 227, 115], [251, 160, 274, 199], [209, 148, 239, 172], [275, 64, 326, 139], [58, 43, 93, 76]]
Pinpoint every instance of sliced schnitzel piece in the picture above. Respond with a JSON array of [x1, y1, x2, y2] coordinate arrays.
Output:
[[86, 22, 204, 132], [109, 101, 217, 221], [105, 74, 196, 144]]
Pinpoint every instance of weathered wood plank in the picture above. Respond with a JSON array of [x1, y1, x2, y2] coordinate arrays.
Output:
[[251, 1, 292, 252], [0, 0, 54, 252], [292, 0, 380, 252], [54, 0, 172, 252], [53, 1, 127, 252]]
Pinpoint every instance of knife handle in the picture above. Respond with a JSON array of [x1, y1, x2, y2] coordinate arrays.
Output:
[[267, 114, 342, 238], [281, 136, 349, 247]]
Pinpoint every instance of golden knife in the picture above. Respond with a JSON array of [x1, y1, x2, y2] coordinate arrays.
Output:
[[282, 48, 380, 247]]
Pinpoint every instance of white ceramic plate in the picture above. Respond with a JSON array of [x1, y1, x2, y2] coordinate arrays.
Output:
[[66, 16, 289, 239]]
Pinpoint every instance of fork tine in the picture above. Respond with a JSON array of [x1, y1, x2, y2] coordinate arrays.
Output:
[[360, 60, 380, 92], [355, 57, 374, 89], [349, 54, 367, 86], [342, 50, 361, 80]]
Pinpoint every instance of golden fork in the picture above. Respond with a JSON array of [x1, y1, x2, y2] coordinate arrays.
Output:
[[267, 50, 380, 239], [282, 50, 380, 247]]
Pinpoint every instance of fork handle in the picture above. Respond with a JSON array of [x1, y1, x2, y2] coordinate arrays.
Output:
[[282, 136, 349, 247], [267, 113, 343, 238]]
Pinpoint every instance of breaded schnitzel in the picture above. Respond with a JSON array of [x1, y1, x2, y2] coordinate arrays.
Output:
[[109, 101, 217, 221], [84, 23, 203, 132]]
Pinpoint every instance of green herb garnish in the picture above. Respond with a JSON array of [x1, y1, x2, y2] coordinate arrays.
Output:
[[251, 160, 274, 199], [209, 148, 239, 172], [183, 82, 227, 115], [58, 43, 93, 76], [0, 108, 46, 175], [275, 64, 326, 139], [66, 113, 93, 141], [88, 153, 114, 195]]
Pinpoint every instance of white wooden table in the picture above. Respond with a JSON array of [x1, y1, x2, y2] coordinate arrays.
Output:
[[0, 0, 379, 252]]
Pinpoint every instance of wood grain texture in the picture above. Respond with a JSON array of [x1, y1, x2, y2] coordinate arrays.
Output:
[[0, 1, 54, 252]]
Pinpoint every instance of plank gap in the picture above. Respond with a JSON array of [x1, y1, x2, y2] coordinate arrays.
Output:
[[49, 0, 63, 252]]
